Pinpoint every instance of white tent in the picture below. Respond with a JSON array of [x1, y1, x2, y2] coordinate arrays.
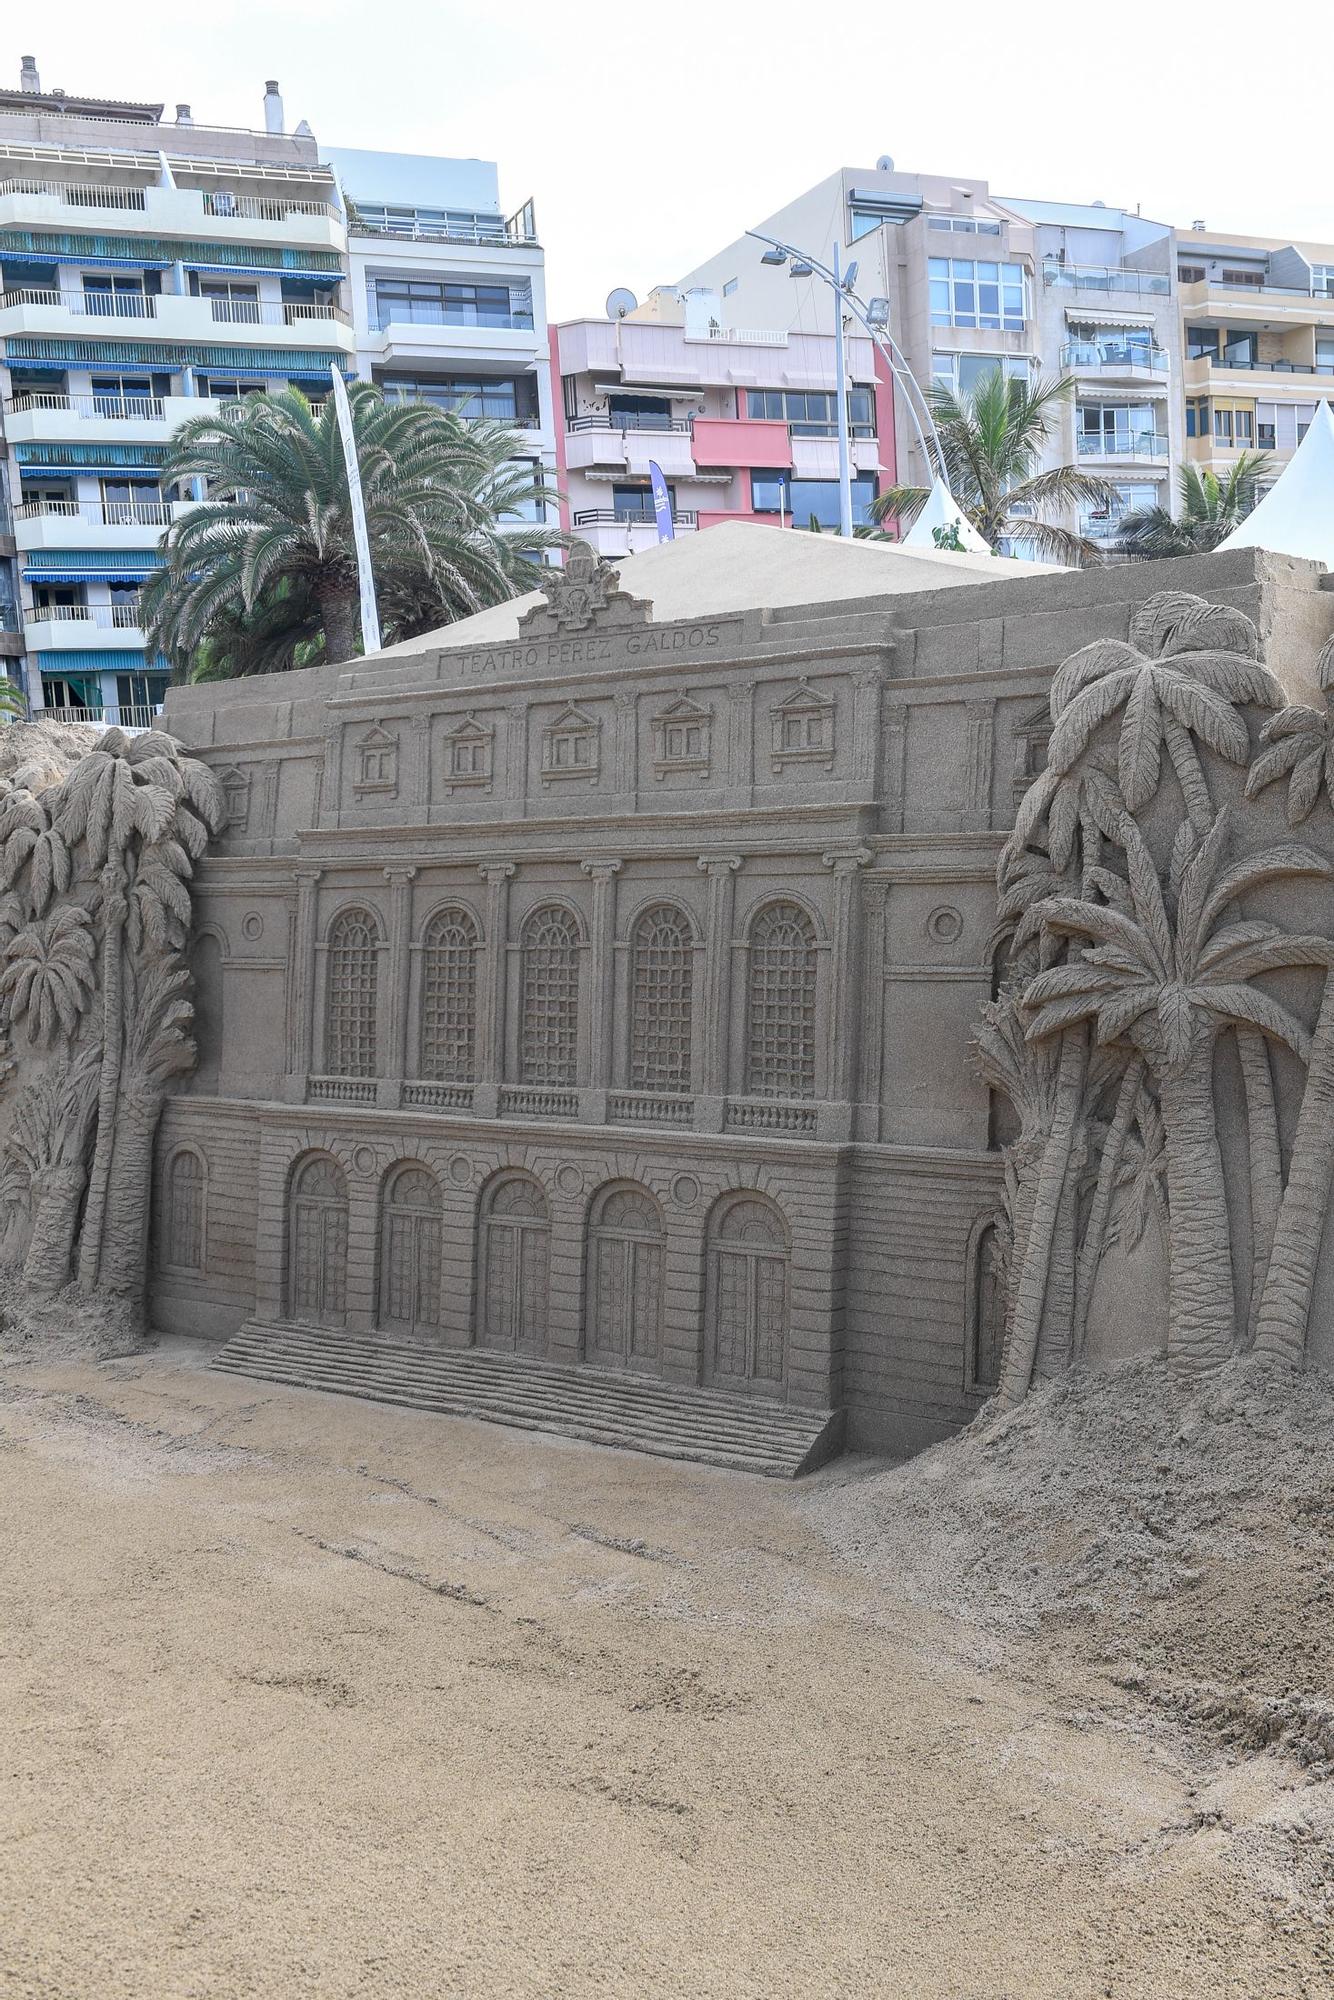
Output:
[[1217, 398, 1334, 562], [901, 476, 994, 555]]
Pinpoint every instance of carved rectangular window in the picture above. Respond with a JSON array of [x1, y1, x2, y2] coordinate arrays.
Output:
[[541, 705, 601, 785], [164, 1150, 205, 1273], [353, 726, 398, 797], [444, 715, 494, 789], [651, 696, 712, 780], [770, 682, 836, 773]]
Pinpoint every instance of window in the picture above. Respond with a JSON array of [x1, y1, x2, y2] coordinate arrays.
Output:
[[520, 907, 580, 1085], [586, 1185, 665, 1372], [630, 904, 694, 1093], [1314, 266, 1334, 299], [354, 725, 398, 795], [1214, 407, 1234, 444], [541, 703, 601, 783], [931, 353, 1032, 396], [82, 273, 155, 319], [722, 277, 738, 297], [353, 201, 507, 243], [381, 375, 527, 422], [287, 1155, 348, 1327], [1186, 325, 1220, 361], [197, 377, 267, 402], [326, 908, 379, 1078], [1221, 333, 1258, 368], [928, 216, 1002, 235], [750, 472, 877, 529], [378, 1164, 442, 1337], [1221, 267, 1265, 288], [706, 1193, 789, 1392], [443, 712, 494, 787], [1080, 482, 1160, 538], [746, 902, 818, 1099], [219, 766, 251, 828], [849, 208, 883, 241], [770, 681, 836, 771], [370, 277, 532, 331], [611, 481, 670, 523], [198, 278, 260, 323], [163, 1150, 206, 1273], [90, 373, 159, 415], [650, 696, 712, 779], [478, 1175, 549, 1354], [1257, 401, 1318, 451], [1178, 263, 1206, 284], [420, 906, 478, 1081], [1076, 404, 1161, 457], [928, 258, 1028, 330], [746, 387, 875, 436], [1185, 397, 1210, 439]]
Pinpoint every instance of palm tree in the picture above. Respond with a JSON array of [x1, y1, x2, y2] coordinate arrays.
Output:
[[101, 958, 196, 1299], [140, 386, 563, 671], [0, 1045, 102, 1296], [1112, 455, 1271, 558], [871, 371, 1118, 564], [0, 905, 96, 1045], [1022, 811, 1333, 1376]]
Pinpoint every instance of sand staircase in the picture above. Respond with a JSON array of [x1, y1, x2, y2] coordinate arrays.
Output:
[[212, 1323, 844, 1478]]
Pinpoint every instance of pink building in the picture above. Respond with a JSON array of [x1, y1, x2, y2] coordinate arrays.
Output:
[[550, 287, 895, 559]]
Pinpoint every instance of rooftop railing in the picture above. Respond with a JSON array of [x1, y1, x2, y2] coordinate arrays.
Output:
[[1043, 259, 1171, 297], [683, 324, 788, 346], [346, 199, 537, 247], [201, 190, 340, 222], [6, 391, 168, 420]]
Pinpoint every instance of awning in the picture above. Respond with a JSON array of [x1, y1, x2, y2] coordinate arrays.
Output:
[[592, 380, 705, 400], [23, 551, 164, 580], [0, 249, 173, 271], [1063, 307, 1160, 328]]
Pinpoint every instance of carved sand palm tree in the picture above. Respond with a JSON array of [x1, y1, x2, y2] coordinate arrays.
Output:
[[0, 906, 97, 1047], [1022, 811, 1333, 1377], [100, 959, 197, 1299], [0, 1046, 102, 1296]]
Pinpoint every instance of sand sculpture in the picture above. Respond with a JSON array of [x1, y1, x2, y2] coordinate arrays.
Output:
[[984, 588, 1334, 1403]]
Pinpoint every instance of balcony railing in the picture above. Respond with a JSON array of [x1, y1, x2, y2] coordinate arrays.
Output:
[[370, 302, 534, 332], [17, 499, 174, 526], [1203, 354, 1334, 377], [6, 391, 167, 421], [572, 507, 699, 529], [0, 286, 348, 327], [206, 297, 348, 326], [684, 325, 788, 346], [347, 199, 538, 247], [38, 704, 164, 731], [566, 413, 692, 434], [1076, 433, 1170, 459], [0, 176, 149, 212], [1, 285, 157, 318], [201, 191, 341, 223], [1043, 260, 1171, 297], [27, 601, 143, 629], [1062, 341, 1169, 374]]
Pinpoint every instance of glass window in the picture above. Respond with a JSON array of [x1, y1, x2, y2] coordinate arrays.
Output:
[[382, 375, 522, 421], [748, 387, 873, 436], [929, 257, 1027, 330], [932, 353, 1031, 396], [849, 209, 881, 241], [370, 278, 530, 331], [750, 473, 876, 528]]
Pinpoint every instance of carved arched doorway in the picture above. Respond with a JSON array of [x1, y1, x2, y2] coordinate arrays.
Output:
[[287, 1154, 348, 1327], [477, 1175, 549, 1355], [378, 1164, 442, 1338], [705, 1193, 789, 1395], [585, 1183, 665, 1373]]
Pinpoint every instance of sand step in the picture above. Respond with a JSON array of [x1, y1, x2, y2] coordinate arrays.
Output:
[[212, 1322, 843, 1478]]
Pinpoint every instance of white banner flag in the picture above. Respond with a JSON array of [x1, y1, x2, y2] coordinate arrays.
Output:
[[329, 366, 381, 655]]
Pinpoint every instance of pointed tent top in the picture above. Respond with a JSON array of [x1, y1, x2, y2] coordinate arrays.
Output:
[[900, 476, 994, 555], [1217, 399, 1334, 563]]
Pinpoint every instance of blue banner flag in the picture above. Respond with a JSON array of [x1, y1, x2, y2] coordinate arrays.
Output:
[[648, 460, 675, 543]]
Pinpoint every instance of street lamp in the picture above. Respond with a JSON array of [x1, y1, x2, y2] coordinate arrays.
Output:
[[745, 228, 947, 536]]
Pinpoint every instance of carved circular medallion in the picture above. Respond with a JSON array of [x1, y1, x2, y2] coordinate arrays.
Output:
[[669, 1173, 701, 1210], [241, 911, 264, 941], [448, 1153, 473, 1187], [352, 1144, 377, 1177], [925, 905, 964, 945], [555, 1163, 584, 1199]]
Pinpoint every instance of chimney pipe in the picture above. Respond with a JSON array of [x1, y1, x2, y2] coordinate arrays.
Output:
[[263, 80, 284, 134], [175, 103, 193, 125], [20, 55, 40, 93]]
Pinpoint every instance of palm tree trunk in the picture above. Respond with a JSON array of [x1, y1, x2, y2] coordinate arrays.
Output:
[[77, 864, 127, 1291], [1236, 1029, 1282, 1346], [24, 1164, 86, 1298], [1254, 971, 1334, 1368], [997, 1028, 1086, 1410], [1072, 1057, 1143, 1356], [319, 582, 361, 665], [99, 1089, 162, 1299], [1158, 1040, 1236, 1375]]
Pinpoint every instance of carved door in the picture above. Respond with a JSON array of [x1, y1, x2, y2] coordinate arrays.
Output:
[[479, 1178, 549, 1354], [706, 1198, 788, 1394], [288, 1157, 348, 1328], [379, 1167, 442, 1338], [587, 1188, 664, 1373]]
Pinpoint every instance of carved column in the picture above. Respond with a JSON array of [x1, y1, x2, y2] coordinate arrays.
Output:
[[381, 866, 417, 1104], [284, 866, 322, 1100], [612, 690, 637, 798], [581, 858, 622, 1121], [696, 854, 743, 1131], [820, 847, 872, 1140], [856, 879, 888, 1142], [729, 683, 755, 802], [851, 666, 883, 792], [963, 698, 997, 832], [409, 712, 432, 817], [505, 701, 527, 814], [882, 701, 908, 834], [474, 861, 516, 1117]]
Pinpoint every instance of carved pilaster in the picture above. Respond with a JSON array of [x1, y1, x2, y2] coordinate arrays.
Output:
[[857, 880, 888, 1141], [821, 847, 873, 1122], [612, 690, 637, 795], [285, 867, 322, 1096], [728, 683, 754, 799], [475, 862, 516, 1112], [382, 866, 417, 1096], [883, 701, 908, 833], [581, 858, 622, 1111], [505, 702, 527, 809], [409, 712, 432, 815], [963, 698, 997, 832], [852, 666, 883, 791], [697, 854, 743, 1124]]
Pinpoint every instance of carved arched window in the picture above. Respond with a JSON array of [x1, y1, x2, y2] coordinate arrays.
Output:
[[478, 1174, 549, 1355], [287, 1154, 348, 1327], [326, 907, 379, 1078], [746, 902, 818, 1098], [420, 906, 478, 1081], [378, 1163, 442, 1337], [968, 1220, 1007, 1392], [630, 904, 693, 1093], [163, 1148, 206, 1273], [586, 1183, 665, 1372], [706, 1193, 789, 1392], [520, 906, 580, 1085]]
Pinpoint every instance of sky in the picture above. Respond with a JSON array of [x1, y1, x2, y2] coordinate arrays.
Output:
[[11, 2, 1334, 322]]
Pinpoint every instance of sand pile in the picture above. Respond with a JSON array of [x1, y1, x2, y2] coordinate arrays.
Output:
[[0, 1271, 149, 1365], [805, 1356, 1334, 1771]]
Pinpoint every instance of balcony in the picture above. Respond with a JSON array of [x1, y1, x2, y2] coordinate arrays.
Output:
[[0, 287, 353, 351], [347, 198, 539, 248], [1177, 277, 1334, 324], [570, 508, 698, 558], [1076, 432, 1170, 462], [1061, 340, 1170, 383], [564, 417, 696, 477], [14, 498, 193, 551], [1187, 352, 1334, 381], [25, 601, 145, 649], [0, 177, 345, 253], [1042, 260, 1170, 298]]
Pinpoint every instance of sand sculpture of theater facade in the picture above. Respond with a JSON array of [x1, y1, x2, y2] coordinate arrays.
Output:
[[54, 540, 1310, 1463]]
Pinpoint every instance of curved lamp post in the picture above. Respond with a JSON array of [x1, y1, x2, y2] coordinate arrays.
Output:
[[745, 228, 948, 534]]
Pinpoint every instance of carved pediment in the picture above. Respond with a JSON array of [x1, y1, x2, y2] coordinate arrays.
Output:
[[541, 702, 601, 785], [651, 691, 713, 780], [519, 547, 652, 636], [351, 724, 399, 797], [218, 764, 252, 828], [770, 679, 837, 773], [442, 710, 495, 789]]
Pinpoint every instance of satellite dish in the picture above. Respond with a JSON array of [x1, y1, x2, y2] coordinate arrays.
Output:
[[876, 153, 895, 172], [605, 287, 638, 320]]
